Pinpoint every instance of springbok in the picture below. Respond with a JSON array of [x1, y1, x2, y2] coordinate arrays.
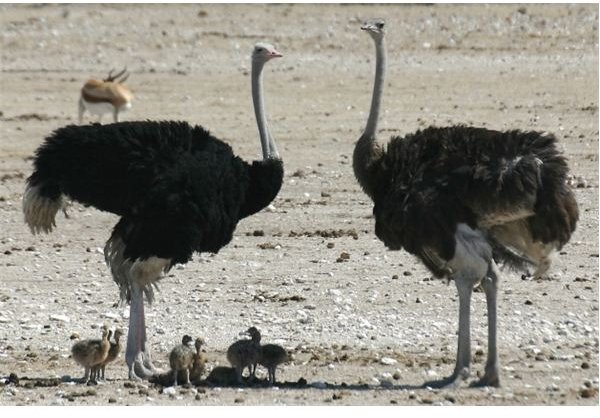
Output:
[[78, 68, 133, 124]]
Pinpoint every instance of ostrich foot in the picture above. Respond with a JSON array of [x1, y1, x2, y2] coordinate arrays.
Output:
[[128, 352, 165, 380], [422, 367, 469, 389], [140, 351, 164, 375], [469, 372, 500, 388]]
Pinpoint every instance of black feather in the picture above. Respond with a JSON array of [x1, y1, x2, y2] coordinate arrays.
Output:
[[363, 125, 578, 275], [27, 120, 284, 266]]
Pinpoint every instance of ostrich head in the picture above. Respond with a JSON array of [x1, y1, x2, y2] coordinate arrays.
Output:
[[194, 337, 205, 351], [252, 42, 283, 64], [246, 326, 261, 343], [182, 334, 193, 346], [113, 328, 124, 341], [361, 18, 386, 40]]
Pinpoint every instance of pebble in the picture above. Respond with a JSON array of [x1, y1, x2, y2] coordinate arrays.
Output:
[[49, 314, 70, 323], [380, 357, 397, 365], [162, 387, 177, 395], [312, 381, 327, 389]]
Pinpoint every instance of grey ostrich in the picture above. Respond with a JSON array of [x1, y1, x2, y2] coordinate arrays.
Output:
[[71, 327, 111, 384], [23, 43, 284, 381], [226, 326, 262, 385], [353, 18, 578, 388], [169, 335, 195, 387], [259, 343, 288, 385]]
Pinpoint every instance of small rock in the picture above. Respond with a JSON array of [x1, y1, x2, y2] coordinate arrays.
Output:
[[580, 387, 598, 398], [162, 386, 177, 395], [336, 252, 350, 262], [50, 314, 70, 323], [380, 357, 397, 365], [108, 397, 117, 403]]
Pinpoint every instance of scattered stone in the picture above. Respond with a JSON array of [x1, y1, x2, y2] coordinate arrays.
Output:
[[108, 397, 117, 403], [49, 314, 70, 323], [162, 386, 177, 395], [336, 252, 350, 262], [380, 357, 397, 365], [579, 387, 598, 399]]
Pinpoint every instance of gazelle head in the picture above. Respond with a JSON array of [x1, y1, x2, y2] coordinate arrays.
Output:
[[104, 67, 130, 84]]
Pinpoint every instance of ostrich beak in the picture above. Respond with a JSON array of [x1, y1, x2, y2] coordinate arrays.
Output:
[[269, 49, 283, 58]]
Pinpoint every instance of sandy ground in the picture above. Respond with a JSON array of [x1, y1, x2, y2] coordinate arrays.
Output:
[[0, 3, 598, 406]]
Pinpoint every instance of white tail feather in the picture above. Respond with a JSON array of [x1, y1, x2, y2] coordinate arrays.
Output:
[[23, 185, 63, 234]]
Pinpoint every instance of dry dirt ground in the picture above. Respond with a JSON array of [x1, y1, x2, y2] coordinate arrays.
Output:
[[0, 3, 598, 407]]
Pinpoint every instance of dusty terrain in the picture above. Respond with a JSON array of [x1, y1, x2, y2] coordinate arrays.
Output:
[[0, 3, 598, 406]]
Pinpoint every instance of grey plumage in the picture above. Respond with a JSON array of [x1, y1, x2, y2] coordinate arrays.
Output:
[[259, 343, 288, 385], [226, 326, 261, 385], [169, 335, 195, 387], [71, 327, 111, 384]]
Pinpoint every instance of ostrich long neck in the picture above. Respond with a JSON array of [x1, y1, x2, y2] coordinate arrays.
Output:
[[353, 35, 386, 199], [365, 36, 386, 139], [252, 60, 279, 160]]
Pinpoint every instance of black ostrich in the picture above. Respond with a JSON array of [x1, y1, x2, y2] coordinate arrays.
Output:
[[353, 19, 578, 388], [23, 43, 284, 380]]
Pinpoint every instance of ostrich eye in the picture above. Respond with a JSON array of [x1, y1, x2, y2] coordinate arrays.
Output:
[[257, 48, 264, 52], [377, 22, 384, 29]]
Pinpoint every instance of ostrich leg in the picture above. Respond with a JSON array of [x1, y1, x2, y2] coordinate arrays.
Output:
[[424, 277, 473, 388], [126, 283, 154, 380], [471, 261, 500, 387]]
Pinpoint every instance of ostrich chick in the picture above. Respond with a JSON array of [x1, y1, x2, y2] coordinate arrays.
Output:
[[226, 327, 261, 385], [71, 328, 111, 383], [189, 337, 207, 383], [259, 344, 288, 385], [92, 328, 124, 381], [169, 335, 195, 387]]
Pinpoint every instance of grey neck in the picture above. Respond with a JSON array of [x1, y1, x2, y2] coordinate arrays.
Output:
[[251, 59, 278, 160], [363, 36, 386, 140]]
